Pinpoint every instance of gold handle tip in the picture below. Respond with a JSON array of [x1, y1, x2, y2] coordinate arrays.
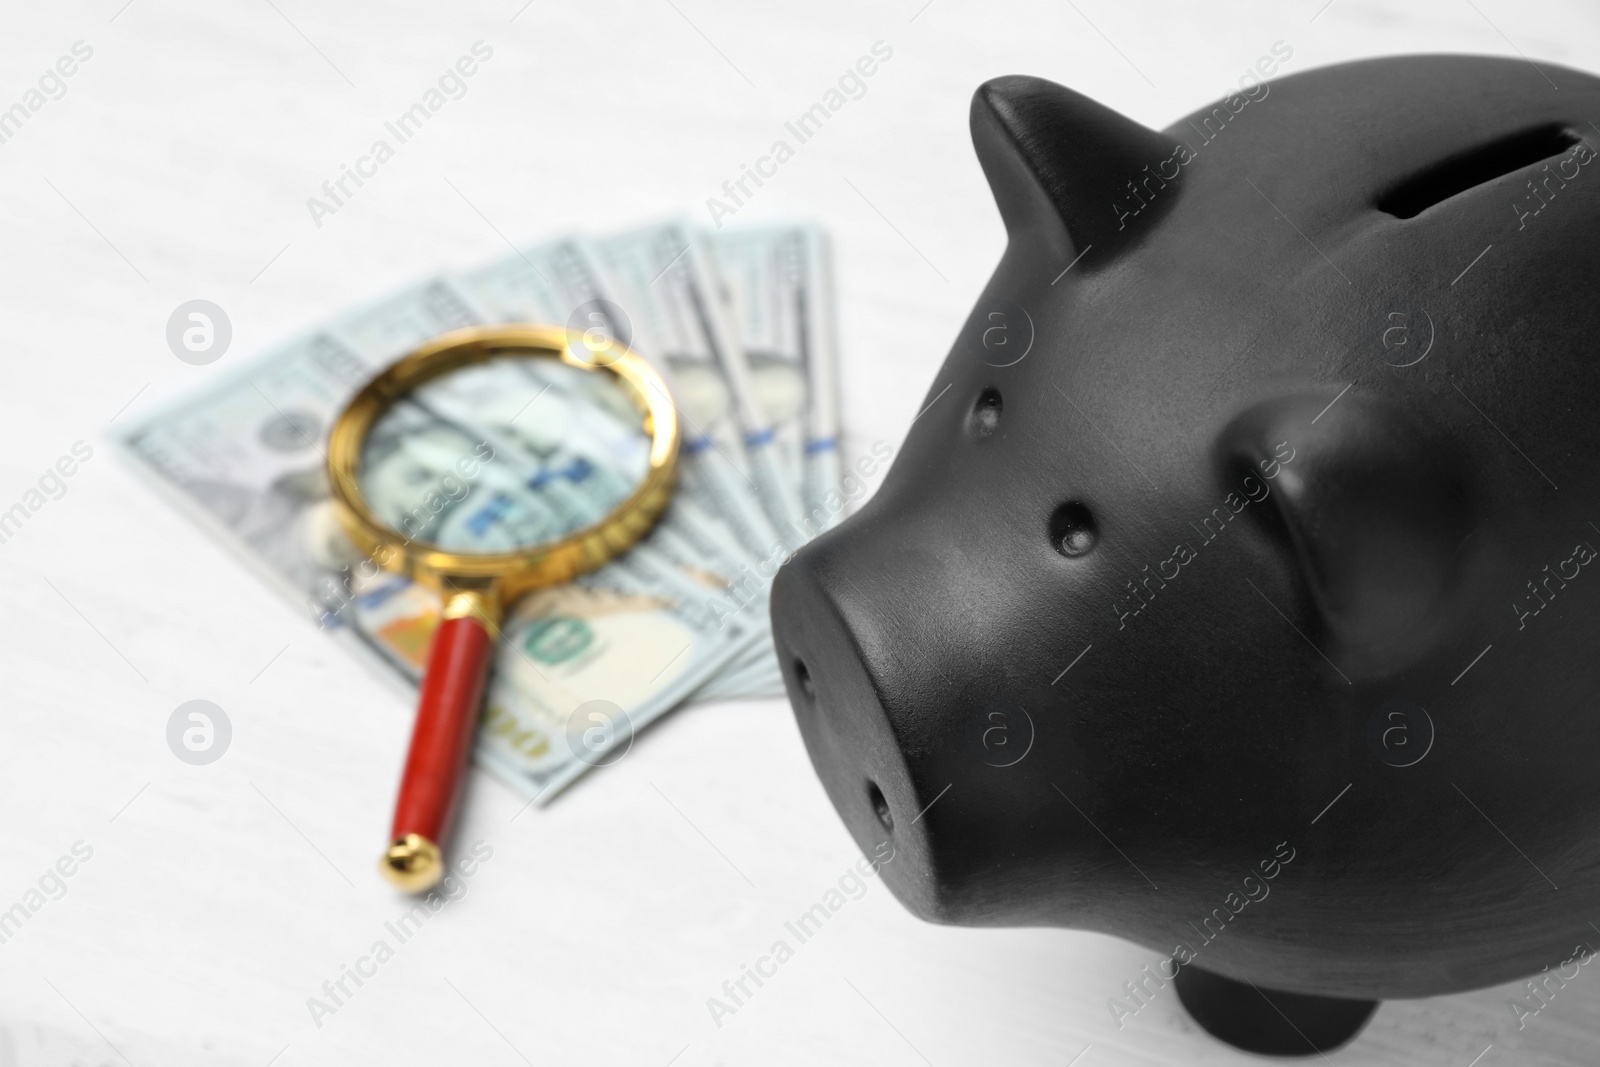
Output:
[[442, 589, 501, 631], [380, 833, 443, 893]]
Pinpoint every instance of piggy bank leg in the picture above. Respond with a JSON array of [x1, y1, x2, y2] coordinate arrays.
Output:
[[1174, 965, 1378, 1055]]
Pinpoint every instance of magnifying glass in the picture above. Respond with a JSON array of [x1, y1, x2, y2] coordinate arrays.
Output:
[[326, 323, 678, 892]]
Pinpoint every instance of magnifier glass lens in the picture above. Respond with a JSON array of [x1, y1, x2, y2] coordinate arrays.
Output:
[[356, 356, 653, 554]]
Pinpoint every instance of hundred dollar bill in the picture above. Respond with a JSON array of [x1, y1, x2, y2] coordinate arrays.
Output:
[[449, 236, 781, 696], [341, 537, 756, 800], [356, 355, 654, 549], [589, 222, 800, 557], [118, 328, 372, 602], [449, 239, 760, 587], [692, 224, 850, 699], [474, 547, 755, 798], [331, 297, 752, 574], [448, 237, 619, 344], [117, 279, 756, 804], [708, 223, 845, 539], [694, 644, 785, 701], [333, 276, 481, 360]]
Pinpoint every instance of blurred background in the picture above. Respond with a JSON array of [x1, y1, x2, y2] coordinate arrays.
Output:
[[2, 0, 1599, 1063]]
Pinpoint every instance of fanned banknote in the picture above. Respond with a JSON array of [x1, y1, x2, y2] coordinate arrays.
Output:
[[698, 224, 848, 698], [589, 222, 799, 559], [450, 239, 760, 587], [709, 223, 845, 536], [447, 238, 779, 697]]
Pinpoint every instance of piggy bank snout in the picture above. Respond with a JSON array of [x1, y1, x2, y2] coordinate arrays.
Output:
[[771, 538, 955, 921]]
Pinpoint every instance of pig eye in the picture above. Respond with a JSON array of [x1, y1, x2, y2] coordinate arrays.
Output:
[[969, 388, 1002, 438], [1050, 501, 1097, 557]]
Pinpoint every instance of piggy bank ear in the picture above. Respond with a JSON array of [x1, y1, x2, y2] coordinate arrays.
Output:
[[971, 76, 1180, 267], [1218, 391, 1476, 676]]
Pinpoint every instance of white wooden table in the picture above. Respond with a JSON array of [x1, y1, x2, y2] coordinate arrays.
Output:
[[1, 0, 1597, 1063]]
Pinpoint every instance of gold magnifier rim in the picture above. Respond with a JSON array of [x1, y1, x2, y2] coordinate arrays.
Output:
[[326, 322, 678, 602]]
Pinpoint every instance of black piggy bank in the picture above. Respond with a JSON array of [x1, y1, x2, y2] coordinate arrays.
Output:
[[771, 54, 1600, 1055]]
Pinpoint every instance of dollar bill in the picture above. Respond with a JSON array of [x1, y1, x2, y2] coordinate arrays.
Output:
[[588, 222, 800, 558], [450, 236, 789, 682], [691, 223, 848, 699], [118, 278, 758, 804], [447, 239, 783, 706], [448, 236, 620, 346], [357, 355, 653, 549], [118, 327, 371, 602], [344, 535, 757, 800], [694, 644, 784, 701], [334, 276, 481, 360], [708, 223, 846, 539], [483, 544, 760, 797], [450, 238, 761, 588]]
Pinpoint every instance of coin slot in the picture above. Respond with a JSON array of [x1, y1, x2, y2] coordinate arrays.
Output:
[[1377, 124, 1580, 219]]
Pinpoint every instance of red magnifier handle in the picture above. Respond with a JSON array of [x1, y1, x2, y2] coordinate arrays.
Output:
[[380, 590, 498, 892]]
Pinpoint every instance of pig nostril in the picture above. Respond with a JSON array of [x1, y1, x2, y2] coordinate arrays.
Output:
[[793, 658, 815, 700], [969, 388, 1002, 438], [1050, 500, 1098, 557], [867, 780, 894, 831]]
